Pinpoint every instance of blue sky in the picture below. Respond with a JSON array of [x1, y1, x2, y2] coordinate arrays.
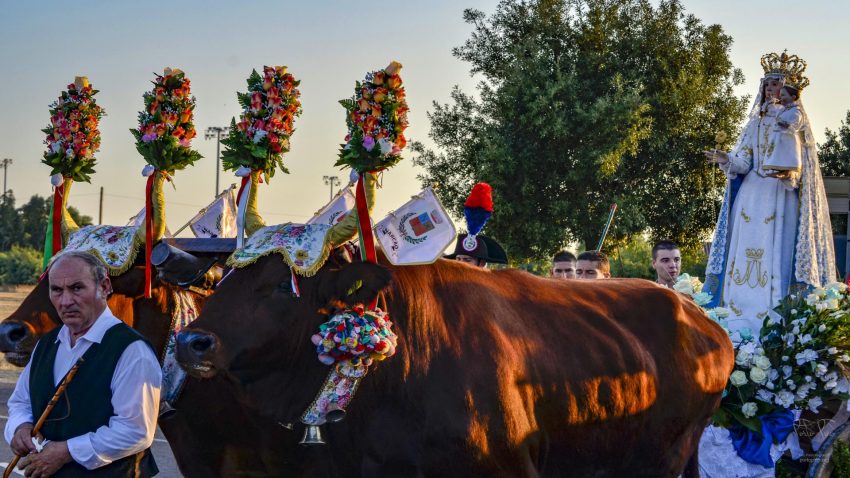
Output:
[[1, 1, 848, 230]]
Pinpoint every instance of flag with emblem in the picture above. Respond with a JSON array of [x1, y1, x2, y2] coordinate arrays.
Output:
[[374, 187, 456, 265], [307, 186, 356, 226], [188, 186, 238, 238]]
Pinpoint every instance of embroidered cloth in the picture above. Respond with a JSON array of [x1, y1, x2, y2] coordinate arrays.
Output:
[[227, 223, 333, 276], [302, 362, 368, 426], [60, 225, 142, 275], [161, 289, 199, 403]]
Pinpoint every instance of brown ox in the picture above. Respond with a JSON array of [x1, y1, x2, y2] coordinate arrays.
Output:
[[0, 263, 299, 477], [177, 251, 734, 477]]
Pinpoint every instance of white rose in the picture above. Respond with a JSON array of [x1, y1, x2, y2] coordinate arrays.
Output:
[[750, 367, 768, 385], [378, 138, 393, 156], [741, 402, 758, 418], [829, 347, 839, 355], [755, 356, 772, 370], [735, 350, 752, 367], [776, 391, 796, 408], [730, 370, 748, 387], [782, 365, 793, 378], [714, 307, 731, 319], [799, 334, 813, 345], [819, 324, 827, 332], [807, 396, 823, 413]]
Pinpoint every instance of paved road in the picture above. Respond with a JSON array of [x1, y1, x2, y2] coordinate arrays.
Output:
[[0, 370, 182, 477]]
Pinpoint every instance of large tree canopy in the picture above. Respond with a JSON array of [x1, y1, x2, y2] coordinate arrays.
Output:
[[412, 0, 747, 261]]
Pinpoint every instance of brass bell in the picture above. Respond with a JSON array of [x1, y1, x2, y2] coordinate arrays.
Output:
[[299, 425, 325, 445]]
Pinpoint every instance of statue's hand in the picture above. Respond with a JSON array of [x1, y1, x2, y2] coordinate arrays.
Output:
[[703, 149, 729, 166]]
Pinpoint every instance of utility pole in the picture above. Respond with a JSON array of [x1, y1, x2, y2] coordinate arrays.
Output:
[[323, 175, 340, 202], [205, 126, 229, 197], [1, 158, 12, 198], [98, 186, 104, 225]]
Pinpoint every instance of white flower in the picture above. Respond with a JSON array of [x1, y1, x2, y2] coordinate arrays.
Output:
[[792, 326, 800, 335], [65, 148, 75, 159], [826, 380, 838, 390], [782, 365, 793, 378], [786, 379, 797, 390], [768, 369, 780, 381], [378, 138, 393, 156], [750, 367, 768, 385], [742, 402, 758, 418], [840, 355, 850, 363], [796, 349, 818, 365], [837, 379, 850, 394], [796, 383, 812, 400], [799, 334, 813, 345], [693, 292, 712, 306], [757, 389, 775, 402], [818, 324, 827, 332], [782, 356, 789, 362], [713, 307, 731, 319], [776, 391, 796, 408], [755, 356, 772, 370], [766, 381, 775, 390], [827, 281, 848, 292], [808, 396, 824, 413], [736, 350, 752, 367], [252, 130, 268, 144], [804, 375, 813, 383], [790, 309, 798, 315], [816, 363, 828, 377], [829, 347, 839, 355], [730, 370, 748, 387]]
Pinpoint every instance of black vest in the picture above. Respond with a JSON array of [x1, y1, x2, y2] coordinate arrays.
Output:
[[29, 322, 158, 477]]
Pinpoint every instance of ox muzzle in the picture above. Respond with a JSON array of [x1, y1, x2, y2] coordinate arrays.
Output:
[[0, 320, 36, 367], [176, 329, 221, 379]]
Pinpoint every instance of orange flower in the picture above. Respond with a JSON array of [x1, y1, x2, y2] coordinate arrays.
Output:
[[263, 78, 273, 91], [373, 87, 388, 103], [179, 110, 192, 124], [361, 88, 372, 100], [155, 87, 166, 102], [70, 120, 81, 133], [163, 112, 178, 126], [395, 87, 406, 100], [155, 123, 166, 137], [362, 116, 378, 134], [395, 133, 407, 149], [149, 101, 159, 115], [371, 103, 382, 118], [373, 71, 385, 85], [387, 74, 402, 90], [358, 99, 370, 112], [172, 126, 185, 138], [251, 92, 263, 111], [275, 66, 288, 76], [184, 128, 197, 140], [385, 61, 402, 76]]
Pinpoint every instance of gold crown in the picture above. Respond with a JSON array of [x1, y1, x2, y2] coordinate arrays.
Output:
[[761, 50, 810, 91]]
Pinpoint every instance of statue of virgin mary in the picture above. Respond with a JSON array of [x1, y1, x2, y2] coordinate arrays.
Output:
[[704, 50, 835, 338]]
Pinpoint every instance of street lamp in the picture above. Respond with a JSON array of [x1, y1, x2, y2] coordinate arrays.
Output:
[[323, 175, 340, 201], [1, 158, 12, 199], [205, 126, 229, 197]]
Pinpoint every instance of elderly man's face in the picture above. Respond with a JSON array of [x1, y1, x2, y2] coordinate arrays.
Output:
[[575, 260, 610, 280], [48, 257, 110, 331], [551, 260, 576, 279]]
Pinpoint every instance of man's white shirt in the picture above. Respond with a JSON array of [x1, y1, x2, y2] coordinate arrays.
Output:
[[4, 308, 162, 470]]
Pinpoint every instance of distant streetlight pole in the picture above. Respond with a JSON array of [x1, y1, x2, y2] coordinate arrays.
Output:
[[205, 126, 229, 197], [1, 158, 12, 198], [323, 175, 340, 201]]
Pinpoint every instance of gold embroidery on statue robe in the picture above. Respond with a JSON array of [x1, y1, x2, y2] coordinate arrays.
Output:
[[756, 311, 768, 320], [729, 300, 743, 317], [764, 213, 776, 224], [732, 248, 768, 289], [740, 210, 751, 223]]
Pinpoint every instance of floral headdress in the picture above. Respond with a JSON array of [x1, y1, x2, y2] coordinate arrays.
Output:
[[42, 77, 105, 182]]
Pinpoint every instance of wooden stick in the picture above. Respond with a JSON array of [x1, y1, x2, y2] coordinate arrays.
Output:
[[595, 203, 618, 252], [4, 358, 84, 478]]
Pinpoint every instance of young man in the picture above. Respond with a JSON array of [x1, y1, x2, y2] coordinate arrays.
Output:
[[575, 251, 611, 279], [651, 240, 681, 288], [551, 250, 577, 279], [445, 233, 508, 268], [6, 251, 161, 477]]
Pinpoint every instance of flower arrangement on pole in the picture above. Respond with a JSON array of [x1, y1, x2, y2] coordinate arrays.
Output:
[[220, 66, 302, 245], [41, 77, 106, 264], [130, 68, 203, 297]]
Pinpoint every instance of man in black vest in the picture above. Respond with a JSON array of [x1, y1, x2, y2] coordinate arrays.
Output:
[[5, 251, 161, 477]]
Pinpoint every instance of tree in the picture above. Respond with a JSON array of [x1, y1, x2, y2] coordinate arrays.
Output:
[[0, 246, 42, 285], [18, 195, 49, 251], [0, 193, 23, 251], [412, 0, 747, 262], [819, 109, 850, 177]]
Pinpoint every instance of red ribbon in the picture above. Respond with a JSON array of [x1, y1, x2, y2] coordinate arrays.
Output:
[[144, 173, 154, 298], [236, 174, 250, 208], [51, 182, 65, 255], [354, 173, 378, 310]]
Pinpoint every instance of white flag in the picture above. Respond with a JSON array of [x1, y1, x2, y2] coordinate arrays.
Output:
[[374, 188, 456, 265], [307, 186, 356, 226], [190, 187, 238, 238], [125, 207, 173, 237]]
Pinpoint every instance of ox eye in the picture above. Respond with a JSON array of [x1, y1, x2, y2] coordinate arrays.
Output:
[[277, 281, 299, 299]]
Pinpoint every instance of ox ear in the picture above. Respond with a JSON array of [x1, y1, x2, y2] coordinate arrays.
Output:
[[321, 262, 392, 307]]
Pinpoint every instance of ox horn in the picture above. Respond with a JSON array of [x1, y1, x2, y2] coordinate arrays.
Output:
[[135, 170, 168, 245], [299, 425, 325, 445], [58, 176, 80, 243], [326, 172, 377, 247], [151, 242, 218, 288], [243, 169, 266, 237]]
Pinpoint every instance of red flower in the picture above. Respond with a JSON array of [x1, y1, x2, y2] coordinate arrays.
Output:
[[372, 71, 385, 85], [387, 74, 402, 90], [250, 92, 263, 111], [172, 126, 186, 138]]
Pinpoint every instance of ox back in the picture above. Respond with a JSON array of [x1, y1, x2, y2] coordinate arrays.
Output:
[[180, 254, 734, 478]]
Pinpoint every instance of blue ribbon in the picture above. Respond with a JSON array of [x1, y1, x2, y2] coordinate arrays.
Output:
[[728, 409, 796, 468]]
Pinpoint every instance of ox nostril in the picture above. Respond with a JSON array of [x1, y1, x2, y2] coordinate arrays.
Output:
[[8, 326, 26, 343], [190, 335, 214, 354], [0, 322, 30, 352]]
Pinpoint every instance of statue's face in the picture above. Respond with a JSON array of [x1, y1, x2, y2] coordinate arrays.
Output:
[[764, 77, 784, 101]]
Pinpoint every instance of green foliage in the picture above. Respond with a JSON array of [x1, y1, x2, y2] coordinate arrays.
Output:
[[412, 0, 747, 262], [0, 194, 92, 253], [0, 194, 23, 251], [832, 439, 850, 478], [0, 246, 42, 285], [819, 109, 850, 177]]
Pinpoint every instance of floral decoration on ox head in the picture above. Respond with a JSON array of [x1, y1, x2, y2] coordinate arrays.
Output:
[[42, 77, 106, 182], [221, 66, 302, 182], [131, 68, 202, 173], [336, 61, 409, 173]]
